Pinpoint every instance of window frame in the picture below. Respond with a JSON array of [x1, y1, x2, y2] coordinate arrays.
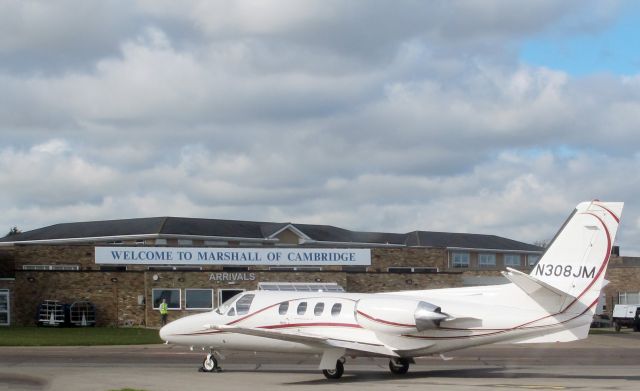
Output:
[[22, 264, 80, 271], [0, 289, 9, 326], [504, 254, 522, 267], [527, 254, 541, 266], [451, 252, 470, 268], [297, 302, 308, 315], [185, 289, 214, 311], [152, 288, 181, 310], [331, 303, 342, 317], [478, 253, 497, 268]]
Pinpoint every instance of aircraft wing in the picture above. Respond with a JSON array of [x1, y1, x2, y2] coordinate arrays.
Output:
[[213, 325, 398, 357]]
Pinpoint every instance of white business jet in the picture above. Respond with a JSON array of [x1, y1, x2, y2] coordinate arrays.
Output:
[[160, 201, 622, 379]]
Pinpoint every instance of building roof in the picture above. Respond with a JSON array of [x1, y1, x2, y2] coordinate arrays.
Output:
[[0, 216, 543, 252]]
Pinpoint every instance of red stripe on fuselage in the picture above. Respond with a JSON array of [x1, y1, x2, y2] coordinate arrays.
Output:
[[356, 310, 415, 328]]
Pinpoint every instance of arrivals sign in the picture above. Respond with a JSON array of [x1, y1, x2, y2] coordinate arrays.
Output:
[[95, 247, 371, 266]]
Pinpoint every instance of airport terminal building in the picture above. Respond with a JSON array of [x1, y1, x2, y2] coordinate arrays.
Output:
[[0, 216, 637, 327]]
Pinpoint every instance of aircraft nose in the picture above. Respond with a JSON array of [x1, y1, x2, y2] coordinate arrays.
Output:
[[159, 321, 176, 343]]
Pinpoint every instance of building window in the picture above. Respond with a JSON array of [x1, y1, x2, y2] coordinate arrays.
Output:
[[331, 303, 342, 317], [478, 253, 496, 267], [178, 239, 193, 246], [0, 290, 9, 326], [504, 254, 521, 267], [155, 239, 167, 245], [152, 289, 181, 310], [342, 265, 367, 272], [223, 266, 249, 272], [527, 255, 541, 266], [204, 240, 228, 246], [451, 252, 470, 268], [99, 265, 127, 271], [269, 266, 322, 272], [278, 302, 289, 315], [314, 302, 325, 316], [297, 302, 307, 315], [387, 267, 438, 273], [23, 265, 80, 271], [185, 289, 214, 310], [619, 292, 640, 305]]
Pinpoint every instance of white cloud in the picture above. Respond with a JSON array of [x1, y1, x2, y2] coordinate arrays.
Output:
[[0, 1, 638, 256]]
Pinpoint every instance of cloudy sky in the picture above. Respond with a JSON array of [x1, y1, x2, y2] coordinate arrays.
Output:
[[1, 1, 639, 253]]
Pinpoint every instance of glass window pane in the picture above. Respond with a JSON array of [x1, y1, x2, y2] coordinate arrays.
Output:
[[331, 303, 342, 316], [227, 307, 235, 316], [152, 289, 180, 309], [479, 253, 496, 267], [279, 302, 289, 315], [235, 294, 255, 315], [185, 289, 213, 310], [297, 302, 307, 315], [505, 254, 521, 267], [528, 255, 540, 266], [314, 303, 324, 316], [452, 252, 469, 268]]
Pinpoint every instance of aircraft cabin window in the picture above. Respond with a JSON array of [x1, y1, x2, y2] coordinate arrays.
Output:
[[235, 294, 255, 315], [331, 303, 342, 317], [297, 302, 307, 315], [314, 302, 325, 316], [227, 307, 235, 316], [279, 302, 289, 315]]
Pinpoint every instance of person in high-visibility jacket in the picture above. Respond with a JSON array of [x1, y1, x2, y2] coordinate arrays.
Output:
[[159, 298, 169, 326]]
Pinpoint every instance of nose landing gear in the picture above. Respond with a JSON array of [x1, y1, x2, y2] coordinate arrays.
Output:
[[200, 350, 222, 372]]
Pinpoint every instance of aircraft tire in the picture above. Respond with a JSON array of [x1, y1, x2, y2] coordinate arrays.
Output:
[[322, 360, 344, 379], [389, 358, 410, 375], [202, 355, 218, 372]]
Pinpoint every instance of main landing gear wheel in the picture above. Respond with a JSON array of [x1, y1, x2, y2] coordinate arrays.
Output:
[[201, 353, 221, 372], [389, 358, 410, 375], [322, 360, 344, 379]]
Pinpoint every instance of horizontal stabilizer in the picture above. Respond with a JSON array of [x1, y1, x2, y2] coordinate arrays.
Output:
[[502, 267, 575, 312], [512, 323, 589, 344], [213, 325, 398, 357]]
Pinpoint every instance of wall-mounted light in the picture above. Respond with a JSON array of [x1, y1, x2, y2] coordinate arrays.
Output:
[[152, 274, 159, 281], [405, 279, 413, 285], [314, 278, 322, 282], [27, 277, 36, 283], [177, 277, 184, 282], [111, 277, 118, 283]]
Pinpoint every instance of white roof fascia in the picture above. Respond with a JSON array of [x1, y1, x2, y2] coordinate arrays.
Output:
[[446, 246, 543, 254], [267, 224, 311, 241], [299, 239, 404, 248]]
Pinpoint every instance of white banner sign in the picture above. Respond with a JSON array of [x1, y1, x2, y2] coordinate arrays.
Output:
[[95, 247, 371, 266]]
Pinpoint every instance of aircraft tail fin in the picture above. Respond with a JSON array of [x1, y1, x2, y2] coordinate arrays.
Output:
[[528, 201, 623, 315]]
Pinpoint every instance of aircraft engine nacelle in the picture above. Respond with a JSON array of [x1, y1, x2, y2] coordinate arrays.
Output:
[[355, 297, 447, 334]]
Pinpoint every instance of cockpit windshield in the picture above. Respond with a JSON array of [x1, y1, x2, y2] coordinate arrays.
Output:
[[215, 293, 243, 315], [214, 293, 256, 315]]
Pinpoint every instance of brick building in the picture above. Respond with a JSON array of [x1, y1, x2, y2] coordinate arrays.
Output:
[[0, 216, 635, 327]]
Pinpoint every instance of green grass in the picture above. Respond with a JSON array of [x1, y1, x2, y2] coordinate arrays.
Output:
[[0, 327, 163, 346]]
